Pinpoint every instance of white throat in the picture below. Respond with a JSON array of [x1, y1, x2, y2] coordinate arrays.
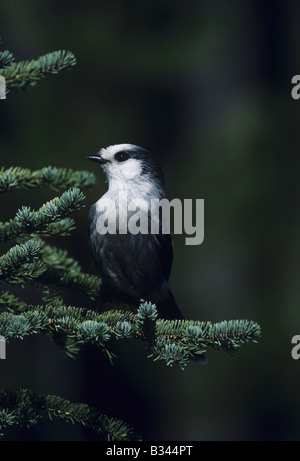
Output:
[[108, 175, 154, 199]]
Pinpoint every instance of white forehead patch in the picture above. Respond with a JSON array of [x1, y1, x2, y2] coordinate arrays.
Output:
[[100, 144, 135, 160]]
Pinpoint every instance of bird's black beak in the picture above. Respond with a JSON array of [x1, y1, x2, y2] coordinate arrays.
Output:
[[87, 155, 109, 164]]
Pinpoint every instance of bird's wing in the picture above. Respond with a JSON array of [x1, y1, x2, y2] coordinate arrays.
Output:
[[87, 203, 95, 233]]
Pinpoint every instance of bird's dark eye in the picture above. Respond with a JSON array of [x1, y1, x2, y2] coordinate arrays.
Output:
[[115, 151, 130, 162]]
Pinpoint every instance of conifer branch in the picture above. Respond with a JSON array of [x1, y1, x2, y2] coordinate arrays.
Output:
[[0, 188, 86, 242], [0, 302, 261, 369], [0, 290, 28, 313], [0, 166, 96, 194], [38, 243, 102, 299], [0, 239, 46, 283], [0, 42, 146, 441], [0, 50, 76, 93], [0, 389, 141, 441], [0, 50, 15, 69], [0, 242, 101, 302]]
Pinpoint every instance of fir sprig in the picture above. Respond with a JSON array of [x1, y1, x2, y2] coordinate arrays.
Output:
[[0, 239, 46, 283], [0, 188, 86, 242], [0, 50, 15, 69], [0, 50, 76, 92], [39, 243, 102, 299], [0, 389, 141, 441], [0, 302, 261, 369], [0, 290, 28, 313], [0, 166, 96, 194]]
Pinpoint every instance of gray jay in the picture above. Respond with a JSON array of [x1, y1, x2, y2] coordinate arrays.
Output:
[[87, 143, 184, 320]]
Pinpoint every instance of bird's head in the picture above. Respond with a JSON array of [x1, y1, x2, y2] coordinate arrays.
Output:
[[88, 144, 165, 193]]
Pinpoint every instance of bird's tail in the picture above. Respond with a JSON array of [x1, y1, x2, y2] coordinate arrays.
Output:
[[156, 288, 184, 320]]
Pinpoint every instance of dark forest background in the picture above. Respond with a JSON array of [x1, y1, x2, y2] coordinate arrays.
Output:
[[0, 0, 300, 441]]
